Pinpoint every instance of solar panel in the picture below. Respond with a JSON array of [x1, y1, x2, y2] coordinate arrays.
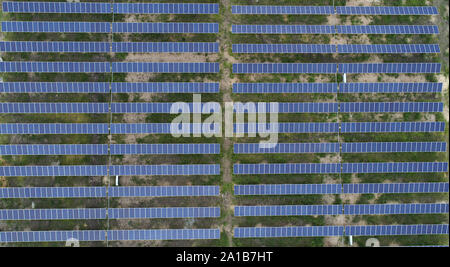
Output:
[[0, 62, 111, 73], [110, 123, 219, 135], [112, 23, 219, 33], [1, 21, 111, 33], [234, 184, 342, 195], [107, 229, 220, 241], [339, 83, 443, 93], [233, 102, 338, 113], [338, 63, 441, 73], [234, 205, 342, 216], [345, 224, 449, 236], [0, 230, 106, 243], [234, 163, 341, 175], [0, 165, 108, 177], [2, 1, 111, 13], [341, 142, 447, 153], [232, 25, 335, 34], [233, 63, 337, 74], [234, 226, 344, 238], [0, 144, 109, 155], [233, 83, 338, 93], [338, 44, 440, 54], [336, 25, 439, 34], [234, 143, 340, 154], [0, 208, 106, 220], [110, 144, 220, 155], [109, 164, 220, 176], [109, 207, 220, 219], [0, 41, 110, 53], [344, 203, 449, 215], [340, 102, 443, 113], [232, 5, 335, 15], [111, 82, 219, 93], [340, 122, 446, 133], [0, 103, 109, 113], [342, 162, 448, 173], [0, 82, 110, 93], [111, 103, 221, 113], [113, 3, 219, 14], [233, 44, 336, 53], [343, 182, 449, 194], [112, 62, 219, 73], [234, 123, 340, 133], [336, 6, 439, 15], [0, 123, 109, 134], [0, 187, 107, 198], [109, 186, 220, 198], [112, 42, 219, 53]]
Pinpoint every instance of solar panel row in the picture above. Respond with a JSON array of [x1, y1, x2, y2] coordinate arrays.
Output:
[[0, 62, 110, 73], [233, 83, 338, 93], [0, 144, 108, 155], [232, 25, 439, 34], [232, 5, 335, 15], [111, 83, 219, 93], [110, 102, 221, 113], [2, 1, 111, 13], [233, 102, 338, 113], [0, 186, 220, 198], [342, 162, 448, 173], [111, 62, 220, 73], [338, 44, 440, 54], [0, 82, 110, 93], [0, 230, 106, 242], [344, 203, 449, 215], [340, 102, 443, 113], [234, 143, 340, 154], [235, 205, 342, 216], [343, 183, 449, 194], [234, 226, 343, 238], [0, 208, 106, 220], [0, 41, 219, 53], [339, 83, 443, 93], [112, 23, 219, 33], [0, 103, 109, 113], [109, 207, 220, 219], [341, 142, 447, 153], [338, 63, 441, 73], [232, 25, 335, 34], [110, 123, 219, 134], [234, 163, 341, 174], [0, 123, 110, 134], [109, 164, 220, 176], [113, 3, 219, 14], [340, 122, 446, 133], [336, 6, 439, 15], [336, 25, 439, 34], [109, 144, 220, 155], [345, 224, 449, 236]]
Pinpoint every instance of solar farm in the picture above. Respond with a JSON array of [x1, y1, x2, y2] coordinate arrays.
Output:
[[0, 0, 448, 248]]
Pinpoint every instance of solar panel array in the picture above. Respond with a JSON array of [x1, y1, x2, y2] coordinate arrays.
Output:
[[234, 226, 344, 238], [343, 183, 449, 194], [344, 204, 449, 215], [0, 144, 108, 155], [109, 207, 220, 219], [234, 184, 343, 195], [109, 144, 220, 155], [0, 41, 110, 53], [234, 123, 338, 133], [234, 205, 342, 216], [345, 224, 449, 236]]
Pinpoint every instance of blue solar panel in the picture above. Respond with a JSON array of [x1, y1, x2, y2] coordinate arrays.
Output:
[[233, 44, 336, 53], [339, 83, 443, 93], [113, 3, 219, 14], [336, 6, 439, 15], [109, 164, 220, 176], [338, 63, 441, 73], [110, 123, 219, 135], [0, 208, 106, 220], [232, 5, 335, 15], [340, 102, 443, 113], [338, 44, 440, 54], [232, 25, 335, 34], [107, 229, 220, 241], [342, 162, 448, 173], [0, 123, 109, 134], [0, 62, 110, 73], [233, 83, 338, 93], [112, 62, 219, 73], [336, 25, 439, 34], [0, 230, 106, 243], [109, 207, 220, 219], [344, 203, 449, 215], [1, 21, 111, 33], [341, 142, 447, 153], [233, 102, 338, 113], [2, 1, 111, 13], [343, 182, 449, 194], [0, 103, 109, 113], [112, 42, 219, 53], [0, 144, 109, 155], [234, 123, 340, 133], [0, 165, 108, 177], [234, 143, 340, 154], [234, 184, 342, 195], [110, 144, 220, 155], [340, 122, 446, 133], [112, 23, 219, 33], [345, 224, 449, 236], [235, 205, 342, 216], [111, 82, 219, 93], [234, 163, 341, 175], [0, 187, 107, 198], [0, 82, 110, 93], [234, 226, 344, 238], [111, 103, 221, 113], [0, 41, 110, 53], [233, 63, 337, 73], [109, 186, 220, 198]]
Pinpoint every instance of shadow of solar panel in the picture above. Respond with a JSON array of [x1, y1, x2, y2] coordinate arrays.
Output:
[[339, 83, 443, 93], [234, 184, 342, 195], [345, 224, 449, 236], [113, 3, 219, 14], [0, 123, 109, 134], [0, 187, 107, 198], [109, 186, 220, 197], [0, 230, 106, 242], [343, 182, 449, 194], [233, 83, 338, 93]]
